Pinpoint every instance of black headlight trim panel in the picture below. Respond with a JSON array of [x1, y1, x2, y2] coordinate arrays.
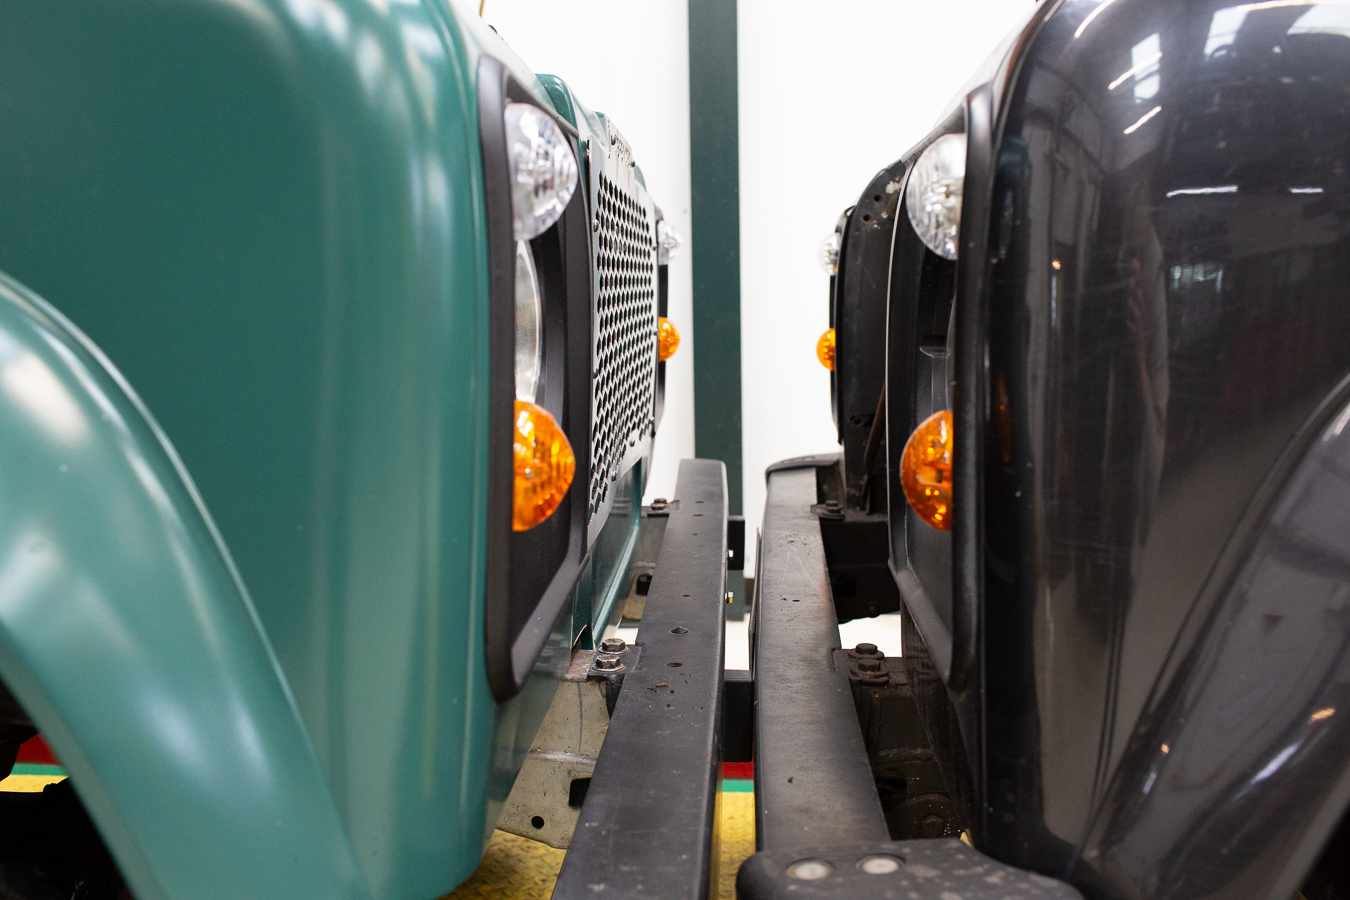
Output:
[[883, 104, 965, 685], [834, 158, 908, 512], [478, 55, 591, 702]]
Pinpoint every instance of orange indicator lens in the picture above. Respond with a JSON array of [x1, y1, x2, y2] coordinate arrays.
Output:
[[658, 317, 681, 361], [513, 400, 575, 531], [900, 409, 953, 531], [816, 328, 836, 371]]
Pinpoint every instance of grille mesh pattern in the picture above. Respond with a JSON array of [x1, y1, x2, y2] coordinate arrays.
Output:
[[589, 172, 658, 514]]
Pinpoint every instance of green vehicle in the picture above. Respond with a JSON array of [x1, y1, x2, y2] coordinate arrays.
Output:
[[0, 1, 685, 897]]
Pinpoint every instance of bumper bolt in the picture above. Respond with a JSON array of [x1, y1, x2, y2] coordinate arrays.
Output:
[[599, 637, 628, 654], [594, 654, 623, 671], [847, 642, 885, 661]]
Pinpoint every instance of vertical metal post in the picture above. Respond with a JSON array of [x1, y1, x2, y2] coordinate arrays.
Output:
[[688, 0, 743, 517]]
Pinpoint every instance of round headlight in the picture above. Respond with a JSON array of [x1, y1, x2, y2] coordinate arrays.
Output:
[[514, 239, 542, 403], [504, 102, 579, 241], [818, 209, 849, 275], [905, 133, 967, 260]]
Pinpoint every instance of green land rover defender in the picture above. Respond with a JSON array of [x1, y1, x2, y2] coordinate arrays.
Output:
[[0, 1, 690, 897]]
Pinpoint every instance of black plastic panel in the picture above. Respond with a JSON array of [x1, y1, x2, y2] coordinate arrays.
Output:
[[480, 56, 593, 701], [833, 158, 907, 511]]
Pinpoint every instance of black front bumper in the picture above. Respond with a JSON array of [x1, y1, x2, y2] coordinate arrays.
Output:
[[553, 456, 1081, 900]]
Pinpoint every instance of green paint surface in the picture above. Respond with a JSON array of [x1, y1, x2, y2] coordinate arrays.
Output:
[[0, 1, 550, 896], [688, 0, 744, 514]]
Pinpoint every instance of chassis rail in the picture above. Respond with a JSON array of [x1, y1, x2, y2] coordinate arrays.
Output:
[[552, 459, 729, 900]]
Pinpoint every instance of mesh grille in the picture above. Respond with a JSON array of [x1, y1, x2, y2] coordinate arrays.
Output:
[[589, 172, 658, 515]]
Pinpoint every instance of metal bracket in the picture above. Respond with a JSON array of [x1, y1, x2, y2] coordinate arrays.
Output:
[[619, 502, 673, 622], [496, 644, 636, 849]]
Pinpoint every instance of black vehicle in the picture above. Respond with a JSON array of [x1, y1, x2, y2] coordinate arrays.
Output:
[[755, 0, 1350, 898]]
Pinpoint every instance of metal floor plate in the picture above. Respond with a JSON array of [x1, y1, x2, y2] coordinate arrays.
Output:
[[443, 791, 755, 900]]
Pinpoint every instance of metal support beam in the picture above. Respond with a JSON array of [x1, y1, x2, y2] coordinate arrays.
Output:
[[688, 0, 743, 515], [553, 459, 729, 900], [752, 464, 890, 852]]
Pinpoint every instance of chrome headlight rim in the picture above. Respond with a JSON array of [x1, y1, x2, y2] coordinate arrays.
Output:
[[514, 239, 543, 403]]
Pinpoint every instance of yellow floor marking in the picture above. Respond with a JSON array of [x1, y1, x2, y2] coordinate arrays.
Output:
[[443, 790, 757, 899], [443, 831, 566, 900], [717, 792, 755, 900], [0, 773, 66, 793]]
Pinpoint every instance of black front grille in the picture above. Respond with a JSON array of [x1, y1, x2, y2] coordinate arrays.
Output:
[[589, 171, 658, 516]]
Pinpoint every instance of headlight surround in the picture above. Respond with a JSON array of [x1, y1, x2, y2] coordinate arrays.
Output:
[[905, 133, 967, 260], [513, 239, 542, 403], [504, 102, 579, 241]]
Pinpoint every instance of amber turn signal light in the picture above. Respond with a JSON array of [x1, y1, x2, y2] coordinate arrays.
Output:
[[816, 328, 836, 370], [658, 317, 680, 361], [900, 409, 953, 531], [513, 400, 575, 531]]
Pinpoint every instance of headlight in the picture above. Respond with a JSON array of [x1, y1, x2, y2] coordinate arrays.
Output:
[[657, 220, 681, 265], [818, 209, 849, 275], [905, 133, 967, 260], [514, 239, 542, 403], [504, 102, 579, 241]]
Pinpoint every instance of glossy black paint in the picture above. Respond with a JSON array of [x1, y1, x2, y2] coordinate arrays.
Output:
[[975, 0, 1350, 895], [1076, 384, 1350, 900]]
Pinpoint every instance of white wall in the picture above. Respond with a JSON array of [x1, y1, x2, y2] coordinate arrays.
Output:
[[472, 0, 695, 506], [738, 0, 1036, 569]]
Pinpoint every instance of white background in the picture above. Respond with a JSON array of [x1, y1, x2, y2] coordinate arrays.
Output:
[[472, 0, 1035, 571]]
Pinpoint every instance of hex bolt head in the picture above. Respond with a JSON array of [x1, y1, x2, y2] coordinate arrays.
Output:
[[599, 637, 627, 654], [594, 654, 623, 671], [847, 642, 885, 662], [921, 814, 945, 838], [854, 658, 883, 674]]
